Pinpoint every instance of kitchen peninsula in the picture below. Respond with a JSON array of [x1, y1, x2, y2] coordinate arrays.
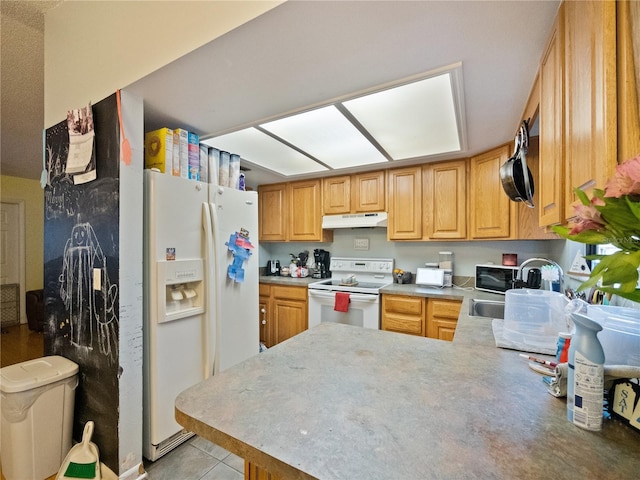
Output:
[[175, 306, 640, 479]]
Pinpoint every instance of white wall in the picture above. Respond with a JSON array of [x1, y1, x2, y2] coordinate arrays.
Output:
[[44, 0, 283, 126]]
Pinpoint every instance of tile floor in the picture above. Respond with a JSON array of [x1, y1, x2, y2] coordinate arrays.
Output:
[[144, 436, 244, 480]]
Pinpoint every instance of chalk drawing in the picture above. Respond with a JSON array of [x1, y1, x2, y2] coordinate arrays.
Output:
[[59, 222, 118, 363]]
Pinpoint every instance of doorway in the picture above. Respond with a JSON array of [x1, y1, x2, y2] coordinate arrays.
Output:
[[1, 200, 26, 326]]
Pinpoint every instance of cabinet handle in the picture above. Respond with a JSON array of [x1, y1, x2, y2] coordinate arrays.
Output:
[[261, 308, 266, 313], [261, 319, 266, 325]]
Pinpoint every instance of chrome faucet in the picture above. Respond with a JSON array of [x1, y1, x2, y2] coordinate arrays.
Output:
[[514, 257, 564, 293]]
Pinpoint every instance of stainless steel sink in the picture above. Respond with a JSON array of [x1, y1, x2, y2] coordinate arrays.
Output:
[[468, 298, 505, 319]]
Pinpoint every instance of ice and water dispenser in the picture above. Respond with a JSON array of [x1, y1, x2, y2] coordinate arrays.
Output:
[[156, 259, 204, 322]]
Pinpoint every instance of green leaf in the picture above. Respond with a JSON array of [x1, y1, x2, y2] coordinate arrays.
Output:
[[575, 188, 592, 206], [626, 196, 640, 221], [551, 224, 610, 244], [599, 197, 640, 233], [598, 287, 640, 304]]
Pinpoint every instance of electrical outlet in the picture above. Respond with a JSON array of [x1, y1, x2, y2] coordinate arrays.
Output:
[[354, 238, 369, 250]]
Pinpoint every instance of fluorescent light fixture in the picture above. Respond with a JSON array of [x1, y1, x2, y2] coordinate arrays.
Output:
[[203, 64, 466, 178], [343, 71, 462, 160], [261, 106, 388, 169], [202, 128, 328, 176]]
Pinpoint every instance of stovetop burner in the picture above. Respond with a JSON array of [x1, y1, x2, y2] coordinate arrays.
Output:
[[307, 257, 394, 294]]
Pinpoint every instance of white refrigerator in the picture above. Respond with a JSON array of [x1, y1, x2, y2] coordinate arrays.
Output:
[[142, 170, 259, 461]]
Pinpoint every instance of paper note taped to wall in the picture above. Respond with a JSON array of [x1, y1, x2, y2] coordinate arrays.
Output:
[[66, 102, 96, 184]]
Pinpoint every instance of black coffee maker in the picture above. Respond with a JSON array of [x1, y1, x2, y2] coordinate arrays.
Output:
[[265, 260, 281, 276], [313, 249, 331, 278]]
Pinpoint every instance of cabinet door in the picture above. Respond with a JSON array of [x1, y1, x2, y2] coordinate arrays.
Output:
[[387, 167, 422, 240], [258, 184, 287, 241], [272, 285, 308, 345], [289, 180, 332, 242], [273, 299, 307, 344], [539, 6, 564, 227], [323, 176, 351, 214], [381, 294, 425, 336], [563, 0, 617, 219], [616, 0, 640, 163], [245, 460, 281, 480], [426, 299, 461, 342], [259, 284, 273, 347], [469, 145, 514, 239], [423, 160, 467, 239], [352, 170, 386, 212]]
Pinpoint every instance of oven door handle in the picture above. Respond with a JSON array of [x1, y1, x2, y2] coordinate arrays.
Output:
[[308, 290, 379, 302]]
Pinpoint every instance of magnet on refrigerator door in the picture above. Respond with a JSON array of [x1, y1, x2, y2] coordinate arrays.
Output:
[[225, 231, 255, 283]]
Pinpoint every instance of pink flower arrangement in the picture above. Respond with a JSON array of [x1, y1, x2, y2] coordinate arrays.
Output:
[[553, 155, 640, 303], [605, 154, 640, 198]]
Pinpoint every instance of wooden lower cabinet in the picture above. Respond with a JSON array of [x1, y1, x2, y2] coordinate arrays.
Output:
[[427, 299, 462, 341], [259, 283, 273, 348], [382, 294, 461, 341], [245, 460, 281, 480], [259, 284, 308, 347], [381, 294, 425, 336]]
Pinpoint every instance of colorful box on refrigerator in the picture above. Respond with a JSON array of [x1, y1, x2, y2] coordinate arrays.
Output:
[[199, 144, 209, 183], [229, 154, 240, 190], [219, 151, 230, 187], [144, 128, 173, 173], [188, 132, 200, 181], [208, 147, 220, 186], [174, 128, 189, 178]]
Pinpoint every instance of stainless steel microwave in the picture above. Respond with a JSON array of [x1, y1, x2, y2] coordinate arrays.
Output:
[[475, 264, 519, 294]]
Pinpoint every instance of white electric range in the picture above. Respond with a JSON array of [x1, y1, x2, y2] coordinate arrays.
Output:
[[307, 257, 394, 329]]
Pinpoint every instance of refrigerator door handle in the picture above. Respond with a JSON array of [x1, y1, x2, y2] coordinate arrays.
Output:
[[202, 202, 215, 379], [208, 201, 222, 376]]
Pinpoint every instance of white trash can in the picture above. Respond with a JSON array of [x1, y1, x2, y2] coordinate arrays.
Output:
[[0, 356, 78, 480]]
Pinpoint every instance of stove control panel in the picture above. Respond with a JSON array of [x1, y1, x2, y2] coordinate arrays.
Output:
[[329, 258, 394, 274]]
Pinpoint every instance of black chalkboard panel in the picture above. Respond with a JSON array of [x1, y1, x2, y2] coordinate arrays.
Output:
[[44, 93, 120, 473]]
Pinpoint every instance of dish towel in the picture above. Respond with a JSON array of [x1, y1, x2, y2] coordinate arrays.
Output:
[[334, 292, 350, 312]]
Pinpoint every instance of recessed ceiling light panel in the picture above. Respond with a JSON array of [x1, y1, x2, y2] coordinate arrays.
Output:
[[261, 106, 388, 169], [343, 71, 462, 160], [202, 128, 328, 176]]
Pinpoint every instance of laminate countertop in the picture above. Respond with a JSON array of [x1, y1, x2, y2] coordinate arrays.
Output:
[[176, 307, 640, 479]]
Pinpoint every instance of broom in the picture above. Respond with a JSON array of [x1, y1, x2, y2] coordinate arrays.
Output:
[[63, 421, 98, 479]]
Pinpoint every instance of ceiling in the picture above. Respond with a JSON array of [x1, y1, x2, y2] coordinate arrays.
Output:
[[0, 1, 62, 179], [2, 1, 560, 187]]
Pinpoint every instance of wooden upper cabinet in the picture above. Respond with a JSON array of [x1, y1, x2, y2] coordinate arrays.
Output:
[[258, 183, 287, 241], [387, 166, 422, 240], [290, 180, 321, 241], [322, 171, 386, 215], [289, 179, 332, 242], [323, 175, 351, 215], [352, 170, 386, 212], [469, 145, 514, 239], [563, 0, 617, 219], [617, 0, 640, 163], [422, 160, 467, 239], [539, 4, 564, 227]]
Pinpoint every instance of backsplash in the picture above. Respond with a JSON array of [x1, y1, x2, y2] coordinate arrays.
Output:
[[259, 228, 566, 277]]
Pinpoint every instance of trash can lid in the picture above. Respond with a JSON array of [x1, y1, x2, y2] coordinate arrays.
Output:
[[0, 355, 79, 393]]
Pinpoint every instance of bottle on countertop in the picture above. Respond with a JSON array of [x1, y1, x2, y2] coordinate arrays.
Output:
[[567, 312, 605, 431]]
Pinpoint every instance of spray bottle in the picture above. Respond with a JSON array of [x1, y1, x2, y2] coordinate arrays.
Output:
[[567, 312, 605, 431]]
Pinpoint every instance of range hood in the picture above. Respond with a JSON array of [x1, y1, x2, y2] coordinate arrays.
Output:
[[322, 212, 388, 229]]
